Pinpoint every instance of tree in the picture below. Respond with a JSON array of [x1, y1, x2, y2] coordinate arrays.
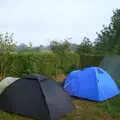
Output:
[[50, 39, 70, 55], [0, 32, 16, 79], [94, 8, 120, 53], [76, 37, 93, 54], [0, 32, 16, 52], [16, 43, 28, 51]]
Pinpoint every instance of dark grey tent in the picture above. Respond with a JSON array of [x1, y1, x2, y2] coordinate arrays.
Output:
[[99, 56, 120, 84], [0, 74, 73, 120]]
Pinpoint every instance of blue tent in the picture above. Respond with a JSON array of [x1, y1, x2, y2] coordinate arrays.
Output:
[[62, 67, 120, 102]]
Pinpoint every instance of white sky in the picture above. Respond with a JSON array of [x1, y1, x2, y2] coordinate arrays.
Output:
[[0, 0, 120, 46]]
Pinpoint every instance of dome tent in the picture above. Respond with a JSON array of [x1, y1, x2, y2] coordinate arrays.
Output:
[[62, 67, 120, 102], [0, 74, 73, 120], [99, 55, 120, 83], [0, 77, 19, 94]]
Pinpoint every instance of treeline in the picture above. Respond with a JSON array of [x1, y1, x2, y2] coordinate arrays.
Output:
[[11, 8, 120, 55], [0, 8, 120, 78], [0, 9, 120, 55]]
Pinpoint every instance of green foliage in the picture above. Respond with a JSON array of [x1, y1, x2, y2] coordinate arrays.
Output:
[[76, 37, 94, 54], [0, 52, 106, 77], [94, 8, 120, 53], [0, 32, 16, 78], [0, 52, 80, 77], [0, 32, 16, 52], [50, 40, 71, 55], [80, 54, 104, 69]]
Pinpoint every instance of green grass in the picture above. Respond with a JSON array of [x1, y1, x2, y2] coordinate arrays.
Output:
[[0, 96, 120, 120]]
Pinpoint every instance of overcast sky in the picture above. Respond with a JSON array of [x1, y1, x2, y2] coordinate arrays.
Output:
[[0, 0, 120, 46]]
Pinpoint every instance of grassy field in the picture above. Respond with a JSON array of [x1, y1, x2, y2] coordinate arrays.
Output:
[[0, 74, 120, 120]]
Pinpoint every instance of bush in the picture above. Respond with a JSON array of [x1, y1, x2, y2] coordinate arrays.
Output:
[[0, 52, 80, 77], [0, 52, 107, 78], [80, 53, 104, 69]]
